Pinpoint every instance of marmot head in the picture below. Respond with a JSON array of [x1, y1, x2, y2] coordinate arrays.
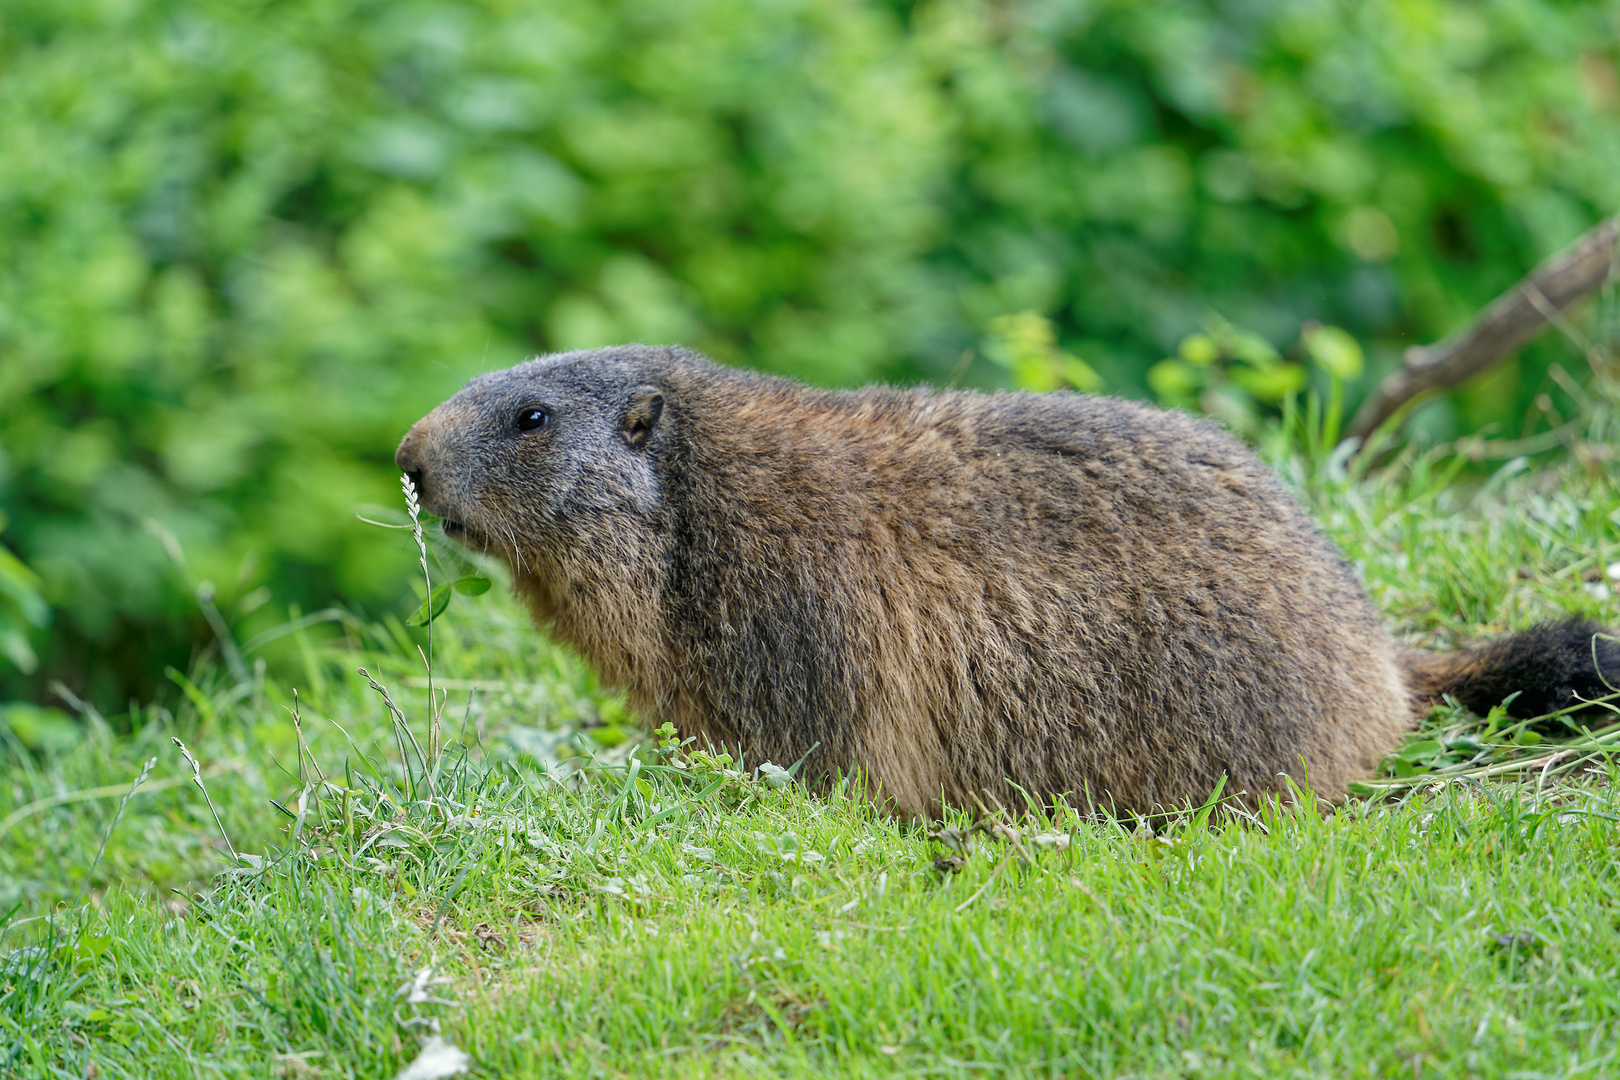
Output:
[[394, 345, 684, 570]]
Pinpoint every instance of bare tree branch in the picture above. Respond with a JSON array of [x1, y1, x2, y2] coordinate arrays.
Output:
[[1347, 215, 1619, 442]]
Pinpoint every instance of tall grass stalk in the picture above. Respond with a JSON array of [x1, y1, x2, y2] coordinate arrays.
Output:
[[171, 739, 237, 862], [68, 757, 156, 913], [402, 473, 442, 767]]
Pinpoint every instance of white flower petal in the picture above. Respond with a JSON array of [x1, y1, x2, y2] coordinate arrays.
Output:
[[395, 1036, 470, 1080]]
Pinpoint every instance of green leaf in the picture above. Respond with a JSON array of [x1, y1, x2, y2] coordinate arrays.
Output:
[[452, 575, 492, 596], [1228, 331, 1280, 367], [407, 583, 453, 626], [0, 946, 48, 982], [594, 724, 629, 748], [0, 540, 49, 674], [65, 933, 113, 975], [1010, 356, 1061, 393], [1177, 333, 1219, 366], [0, 546, 49, 627], [1302, 323, 1364, 380], [0, 628, 39, 675], [1230, 363, 1307, 402], [1397, 739, 1443, 763], [1147, 359, 1203, 401], [1056, 355, 1105, 394], [986, 312, 1100, 393]]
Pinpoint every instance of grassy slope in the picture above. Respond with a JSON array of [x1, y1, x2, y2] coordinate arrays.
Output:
[[4, 448, 1620, 1079]]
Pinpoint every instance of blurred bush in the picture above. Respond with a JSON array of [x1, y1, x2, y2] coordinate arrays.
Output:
[[1, 0, 1616, 706]]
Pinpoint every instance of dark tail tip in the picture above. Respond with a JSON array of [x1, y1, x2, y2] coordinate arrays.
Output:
[[1405, 620, 1620, 719]]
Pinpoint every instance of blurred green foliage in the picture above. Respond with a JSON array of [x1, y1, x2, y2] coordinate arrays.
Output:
[[1, 0, 1616, 706], [0, 516, 50, 675], [984, 310, 1105, 392]]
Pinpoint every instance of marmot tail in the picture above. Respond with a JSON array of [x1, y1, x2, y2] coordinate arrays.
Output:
[[1404, 620, 1620, 718]]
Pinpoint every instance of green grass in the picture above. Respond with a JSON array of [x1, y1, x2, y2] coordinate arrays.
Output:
[[5, 444, 1620, 1079]]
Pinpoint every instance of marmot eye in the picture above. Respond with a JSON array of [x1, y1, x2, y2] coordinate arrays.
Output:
[[515, 407, 551, 432]]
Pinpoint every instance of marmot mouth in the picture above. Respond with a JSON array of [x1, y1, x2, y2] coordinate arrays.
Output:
[[439, 518, 491, 550]]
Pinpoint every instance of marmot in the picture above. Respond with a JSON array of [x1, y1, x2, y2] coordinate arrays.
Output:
[[395, 345, 1620, 817]]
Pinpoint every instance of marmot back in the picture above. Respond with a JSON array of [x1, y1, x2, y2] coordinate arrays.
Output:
[[396, 345, 1620, 817]]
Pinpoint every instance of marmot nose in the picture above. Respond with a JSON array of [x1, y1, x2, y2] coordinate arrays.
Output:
[[395, 432, 419, 472], [395, 429, 430, 503]]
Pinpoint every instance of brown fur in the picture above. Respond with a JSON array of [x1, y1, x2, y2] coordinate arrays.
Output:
[[395, 345, 1617, 818]]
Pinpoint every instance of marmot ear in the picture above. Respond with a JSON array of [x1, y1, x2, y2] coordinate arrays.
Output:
[[623, 387, 664, 450]]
